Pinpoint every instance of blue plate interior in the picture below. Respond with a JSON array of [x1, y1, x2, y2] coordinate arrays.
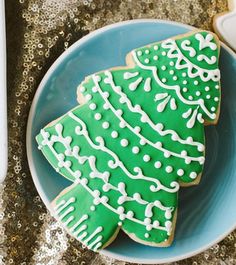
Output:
[[29, 21, 236, 263]]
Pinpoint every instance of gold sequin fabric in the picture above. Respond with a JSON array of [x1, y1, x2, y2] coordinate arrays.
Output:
[[1, 0, 235, 264]]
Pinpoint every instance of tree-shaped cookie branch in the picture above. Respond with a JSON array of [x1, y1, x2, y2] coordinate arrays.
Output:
[[36, 30, 221, 251]]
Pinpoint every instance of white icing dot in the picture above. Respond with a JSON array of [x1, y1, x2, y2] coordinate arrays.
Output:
[[200, 157, 205, 165], [90, 205, 95, 211], [205, 86, 210, 91], [181, 150, 187, 156], [103, 91, 110, 98], [165, 166, 173, 173], [145, 233, 150, 238], [169, 70, 174, 75], [196, 91, 201, 96], [89, 103, 97, 110], [162, 78, 167, 83], [211, 107, 216, 112], [132, 146, 140, 154], [134, 126, 141, 133], [94, 113, 101, 120], [120, 139, 128, 147], [140, 139, 146, 145], [103, 102, 109, 110], [144, 218, 151, 225], [92, 86, 98, 93], [214, 97, 219, 102], [81, 178, 88, 185], [185, 158, 191, 164], [117, 206, 124, 214], [154, 45, 158, 50], [137, 51, 142, 56], [118, 221, 122, 226], [108, 160, 114, 168], [111, 131, 118, 138], [206, 95, 211, 99], [194, 80, 198, 85], [187, 136, 193, 143], [215, 85, 219, 89], [183, 87, 188, 92], [145, 49, 150, 54], [127, 210, 134, 218], [190, 172, 197, 179], [153, 220, 160, 228], [165, 210, 172, 219], [119, 121, 126, 128], [171, 134, 178, 141], [161, 65, 166, 70], [198, 144, 205, 152], [85, 94, 92, 101], [156, 141, 162, 148], [116, 109, 123, 116], [155, 123, 164, 130], [80, 86, 86, 93], [182, 72, 187, 77], [188, 96, 193, 100], [143, 155, 151, 162], [183, 80, 187, 85], [102, 122, 109, 129], [154, 161, 162, 168], [164, 151, 171, 158], [169, 61, 174, 66], [144, 58, 149, 63], [165, 220, 172, 234], [162, 51, 166, 56], [173, 76, 178, 81], [153, 55, 158, 60], [177, 169, 184, 176]]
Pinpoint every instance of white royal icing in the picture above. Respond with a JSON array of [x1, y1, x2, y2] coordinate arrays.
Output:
[[100, 72, 205, 162], [132, 50, 217, 121]]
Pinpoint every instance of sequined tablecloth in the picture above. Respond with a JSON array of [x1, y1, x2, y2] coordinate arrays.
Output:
[[1, 0, 236, 264]]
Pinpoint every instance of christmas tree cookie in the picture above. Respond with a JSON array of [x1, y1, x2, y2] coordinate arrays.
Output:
[[36, 30, 221, 251]]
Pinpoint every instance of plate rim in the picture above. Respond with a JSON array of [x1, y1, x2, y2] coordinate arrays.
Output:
[[26, 18, 236, 264]]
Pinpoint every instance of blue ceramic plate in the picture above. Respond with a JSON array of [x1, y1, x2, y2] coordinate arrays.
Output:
[[26, 20, 236, 264]]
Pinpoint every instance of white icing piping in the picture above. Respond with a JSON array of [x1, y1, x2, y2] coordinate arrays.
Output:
[[144, 77, 151, 92], [161, 39, 220, 82], [92, 74, 204, 164], [83, 226, 103, 245], [156, 95, 171, 112], [50, 125, 174, 218], [197, 54, 216, 65], [195, 33, 217, 51], [124, 72, 139, 79], [69, 214, 88, 233], [104, 70, 204, 151], [68, 112, 180, 193], [41, 131, 171, 233], [181, 40, 196, 57], [129, 77, 143, 91], [87, 235, 103, 249], [186, 107, 199, 129], [132, 50, 217, 120]]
